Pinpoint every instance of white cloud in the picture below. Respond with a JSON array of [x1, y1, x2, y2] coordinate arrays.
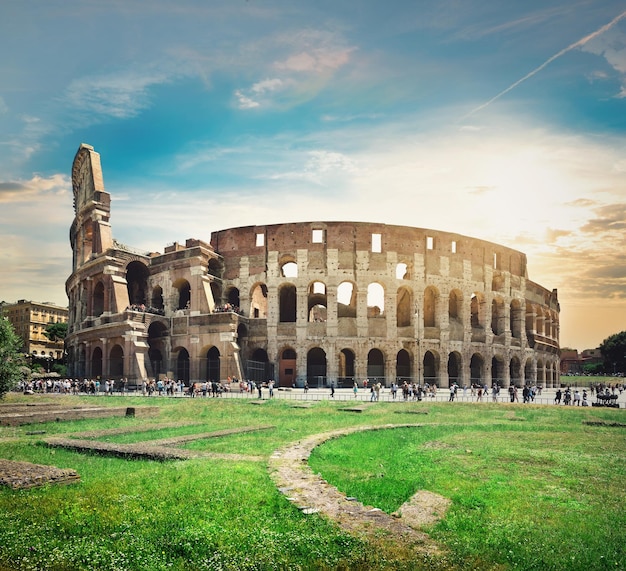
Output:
[[0, 173, 69, 203], [234, 89, 260, 109], [64, 70, 170, 120]]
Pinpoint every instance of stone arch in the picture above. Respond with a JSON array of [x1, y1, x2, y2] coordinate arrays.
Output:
[[307, 347, 327, 386], [470, 292, 486, 329], [396, 286, 412, 328], [492, 274, 505, 293], [226, 287, 240, 309], [172, 278, 191, 310], [423, 286, 439, 328], [510, 356, 522, 386], [93, 281, 105, 317], [367, 348, 385, 384], [396, 349, 412, 381], [174, 346, 190, 383], [367, 283, 384, 316], [447, 352, 462, 386], [91, 346, 103, 379], [279, 347, 297, 387], [491, 296, 505, 336], [470, 353, 484, 385], [109, 344, 124, 379], [279, 283, 297, 322], [491, 355, 505, 387], [250, 282, 268, 318], [337, 281, 357, 318], [338, 348, 356, 383], [308, 281, 327, 322], [395, 262, 410, 280], [510, 299, 523, 339], [205, 346, 220, 382], [423, 350, 439, 386], [126, 261, 149, 306], [280, 259, 298, 278], [248, 348, 271, 384], [448, 289, 463, 341]]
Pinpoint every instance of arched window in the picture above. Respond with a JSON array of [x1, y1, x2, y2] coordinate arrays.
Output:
[[176, 348, 190, 383], [93, 281, 105, 317], [423, 287, 438, 327], [126, 261, 149, 306], [337, 282, 356, 318], [470, 353, 484, 385], [448, 352, 462, 386], [338, 348, 355, 383], [91, 346, 103, 379], [206, 347, 220, 382], [423, 351, 438, 385], [367, 348, 385, 384], [508, 300, 521, 339], [173, 279, 191, 310], [367, 283, 384, 317], [396, 349, 411, 380], [109, 345, 124, 378], [308, 282, 327, 322], [307, 347, 327, 386], [396, 287, 412, 327], [250, 283, 268, 318], [281, 261, 298, 278]]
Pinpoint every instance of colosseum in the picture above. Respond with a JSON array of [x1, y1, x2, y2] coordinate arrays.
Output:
[[66, 143, 561, 389]]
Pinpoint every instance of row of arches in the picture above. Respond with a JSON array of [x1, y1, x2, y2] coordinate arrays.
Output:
[[224, 281, 557, 342], [271, 346, 559, 387]]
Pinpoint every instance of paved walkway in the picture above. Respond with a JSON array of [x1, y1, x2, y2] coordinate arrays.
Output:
[[30, 385, 626, 408]]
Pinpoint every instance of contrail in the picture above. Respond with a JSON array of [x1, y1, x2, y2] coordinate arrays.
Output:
[[463, 9, 626, 119]]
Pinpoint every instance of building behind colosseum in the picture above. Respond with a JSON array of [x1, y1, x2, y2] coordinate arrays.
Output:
[[66, 143, 561, 389]]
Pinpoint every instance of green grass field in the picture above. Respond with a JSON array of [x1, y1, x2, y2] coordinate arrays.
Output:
[[0, 393, 624, 570]]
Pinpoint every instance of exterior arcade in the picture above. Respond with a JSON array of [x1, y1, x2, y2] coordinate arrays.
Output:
[[66, 144, 560, 389]]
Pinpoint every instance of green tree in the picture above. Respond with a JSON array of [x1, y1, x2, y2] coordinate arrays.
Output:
[[0, 317, 24, 399], [599, 330, 626, 375], [44, 321, 68, 342]]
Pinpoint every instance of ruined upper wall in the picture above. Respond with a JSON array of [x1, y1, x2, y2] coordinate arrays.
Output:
[[210, 221, 529, 280]]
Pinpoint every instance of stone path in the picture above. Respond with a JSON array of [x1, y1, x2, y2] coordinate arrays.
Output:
[[269, 424, 450, 557]]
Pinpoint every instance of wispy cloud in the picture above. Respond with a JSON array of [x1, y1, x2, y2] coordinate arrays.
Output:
[[0, 174, 69, 203], [235, 77, 288, 109], [234, 28, 355, 110], [64, 70, 170, 120], [464, 9, 626, 118]]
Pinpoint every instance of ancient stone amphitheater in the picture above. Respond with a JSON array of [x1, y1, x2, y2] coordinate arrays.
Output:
[[66, 144, 560, 390]]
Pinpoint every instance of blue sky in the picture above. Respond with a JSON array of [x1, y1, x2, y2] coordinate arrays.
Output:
[[1, 0, 625, 350]]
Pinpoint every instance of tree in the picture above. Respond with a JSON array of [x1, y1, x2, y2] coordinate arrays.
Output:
[[0, 317, 24, 399], [599, 330, 626, 375], [44, 321, 68, 342]]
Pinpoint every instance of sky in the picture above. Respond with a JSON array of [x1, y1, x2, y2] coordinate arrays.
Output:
[[1, 1, 625, 351]]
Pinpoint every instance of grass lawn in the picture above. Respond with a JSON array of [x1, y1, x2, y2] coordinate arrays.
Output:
[[0, 394, 624, 570]]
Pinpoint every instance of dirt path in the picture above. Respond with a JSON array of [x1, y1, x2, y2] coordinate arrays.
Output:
[[268, 424, 450, 557]]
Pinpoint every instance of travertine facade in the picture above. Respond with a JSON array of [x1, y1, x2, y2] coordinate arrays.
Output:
[[66, 144, 560, 388]]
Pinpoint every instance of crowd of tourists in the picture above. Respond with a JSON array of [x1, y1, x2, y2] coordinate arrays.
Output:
[[126, 304, 165, 315], [17, 377, 625, 408]]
